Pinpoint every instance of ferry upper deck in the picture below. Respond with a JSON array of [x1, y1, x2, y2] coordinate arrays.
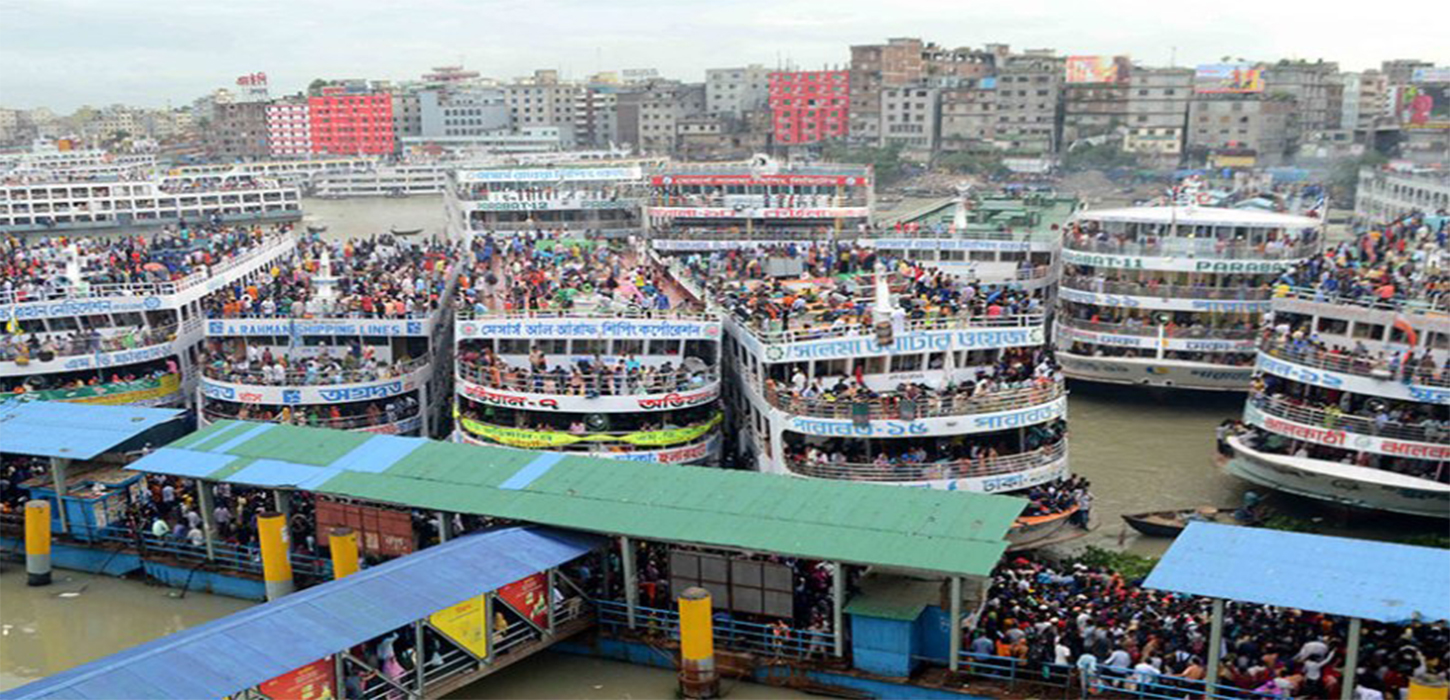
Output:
[[0, 171, 302, 233], [446, 161, 655, 238]]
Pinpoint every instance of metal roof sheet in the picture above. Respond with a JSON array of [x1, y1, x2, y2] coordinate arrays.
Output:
[[0, 402, 185, 460], [127, 420, 1022, 577], [1, 526, 602, 700], [1143, 522, 1450, 624]]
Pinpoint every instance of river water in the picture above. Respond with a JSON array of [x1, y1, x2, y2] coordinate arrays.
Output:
[[1, 196, 1435, 697]]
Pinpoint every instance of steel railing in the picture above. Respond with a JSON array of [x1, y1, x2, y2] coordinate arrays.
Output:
[[742, 312, 1046, 346], [1057, 318, 1259, 339], [595, 599, 836, 660], [87, 524, 333, 580], [761, 377, 1064, 421], [202, 407, 421, 431], [455, 306, 714, 322], [1251, 394, 1446, 444], [1080, 665, 1282, 700], [1260, 340, 1450, 388], [457, 362, 719, 397], [201, 355, 430, 387], [1060, 276, 1274, 301], [1064, 236, 1318, 260], [786, 441, 1068, 483], [1274, 285, 1449, 314], [0, 323, 181, 362]]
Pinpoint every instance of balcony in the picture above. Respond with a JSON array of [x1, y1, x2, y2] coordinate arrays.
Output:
[[1063, 234, 1319, 261], [457, 361, 719, 398], [1260, 339, 1450, 388], [742, 312, 1046, 346], [1, 323, 181, 364], [764, 377, 1064, 421], [201, 355, 430, 387], [785, 441, 1067, 483], [1056, 317, 1258, 340], [1250, 393, 1444, 445], [1059, 275, 1273, 301]]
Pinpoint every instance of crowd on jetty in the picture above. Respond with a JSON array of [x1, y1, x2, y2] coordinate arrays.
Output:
[[202, 234, 454, 319]]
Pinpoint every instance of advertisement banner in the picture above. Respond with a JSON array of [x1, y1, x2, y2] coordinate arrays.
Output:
[[456, 412, 722, 449], [1194, 64, 1264, 94], [758, 326, 1047, 363], [258, 657, 335, 700], [497, 573, 550, 628], [1396, 83, 1450, 130], [648, 206, 870, 219], [1065, 56, 1124, 84], [206, 318, 430, 337], [1062, 248, 1295, 274], [651, 174, 866, 187], [459, 166, 643, 183], [429, 594, 489, 658], [1244, 404, 1450, 460], [1, 374, 181, 407], [456, 317, 722, 341], [1411, 67, 1450, 83], [1056, 323, 1254, 352]]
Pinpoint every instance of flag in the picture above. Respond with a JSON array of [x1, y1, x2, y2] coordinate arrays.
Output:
[[1393, 315, 1417, 367]]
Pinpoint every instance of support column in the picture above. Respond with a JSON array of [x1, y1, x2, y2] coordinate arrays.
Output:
[[437, 511, 452, 543], [546, 568, 558, 637], [414, 620, 426, 694], [49, 457, 70, 535], [1206, 598, 1225, 696], [195, 480, 217, 562], [1340, 617, 1363, 700], [329, 527, 360, 579], [257, 511, 294, 601], [25, 500, 52, 586], [482, 592, 495, 667], [621, 536, 638, 629], [832, 561, 845, 657], [678, 587, 719, 699], [948, 576, 962, 672], [273, 489, 291, 521]]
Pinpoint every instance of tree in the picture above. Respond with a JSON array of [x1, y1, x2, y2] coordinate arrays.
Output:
[[936, 150, 1006, 177], [307, 79, 330, 96], [1062, 141, 1142, 172], [821, 141, 906, 189], [1329, 151, 1389, 203]]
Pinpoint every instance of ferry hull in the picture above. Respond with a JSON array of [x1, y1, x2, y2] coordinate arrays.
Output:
[[1058, 352, 1252, 392], [1225, 438, 1450, 519]]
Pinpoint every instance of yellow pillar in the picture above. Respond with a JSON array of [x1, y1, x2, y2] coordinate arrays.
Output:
[[329, 527, 360, 580], [25, 500, 52, 586], [257, 511, 294, 600], [677, 586, 718, 699]]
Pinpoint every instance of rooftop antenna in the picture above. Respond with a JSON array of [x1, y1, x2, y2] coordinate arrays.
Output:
[[1170, 46, 1177, 68]]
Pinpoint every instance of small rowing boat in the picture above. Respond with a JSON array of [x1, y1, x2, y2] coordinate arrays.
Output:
[[390, 227, 424, 236], [1122, 505, 1261, 538]]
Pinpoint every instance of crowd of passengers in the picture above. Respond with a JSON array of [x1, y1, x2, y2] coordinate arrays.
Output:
[[456, 232, 689, 315], [1275, 210, 1447, 308], [457, 344, 710, 396]]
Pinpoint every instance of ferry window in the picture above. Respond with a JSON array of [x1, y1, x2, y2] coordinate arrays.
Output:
[[928, 352, 946, 370], [940, 250, 966, 261], [18, 319, 45, 334], [48, 316, 79, 332], [363, 336, 388, 347], [81, 314, 111, 329], [890, 354, 923, 372], [1000, 251, 1026, 262], [614, 339, 644, 356], [648, 340, 680, 356], [540, 339, 568, 355], [498, 339, 530, 355], [970, 252, 996, 261], [113, 312, 143, 327], [1351, 322, 1385, 341], [1315, 317, 1348, 336], [573, 339, 608, 356], [818, 359, 848, 378], [860, 356, 886, 375], [1388, 325, 1417, 346], [1428, 333, 1449, 350]]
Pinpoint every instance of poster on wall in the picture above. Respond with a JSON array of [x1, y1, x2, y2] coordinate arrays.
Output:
[[1064, 56, 1125, 83], [258, 656, 335, 700], [1193, 64, 1264, 94], [1397, 83, 1450, 129], [497, 573, 550, 627], [429, 594, 489, 658]]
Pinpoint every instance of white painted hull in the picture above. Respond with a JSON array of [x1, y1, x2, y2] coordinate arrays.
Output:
[[1225, 437, 1450, 519], [1058, 352, 1252, 392]]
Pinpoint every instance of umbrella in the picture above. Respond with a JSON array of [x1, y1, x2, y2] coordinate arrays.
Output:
[[143, 262, 166, 272]]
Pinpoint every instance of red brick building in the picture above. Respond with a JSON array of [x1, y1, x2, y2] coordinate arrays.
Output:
[[308, 86, 396, 155], [769, 70, 850, 145]]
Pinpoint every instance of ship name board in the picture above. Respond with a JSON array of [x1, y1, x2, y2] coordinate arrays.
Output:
[[0, 296, 164, 321], [459, 166, 642, 183], [649, 206, 870, 219], [1246, 404, 1450, 460], [766, 326, 1045, 362], [201, 377, 414, 405], [785, 396, 1066, 437], [469, 200, 630, 211], [1062, 249, 1294, 274], [458, 318, 722, 341], [1058, 287, 1271, 313], [208, 318, 429, 337]]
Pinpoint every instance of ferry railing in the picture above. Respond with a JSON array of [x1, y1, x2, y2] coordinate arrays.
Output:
[[743, 312, 1046, 346], [954, 651, 1074, 688], [200, 355, 430, 387], [0, 323, 181, 362], [594, 600, 835, 660], [454, 307, 715, 322], [1064, 235, 1318, 261], [467, 221, 641, 234], [786, 442, 1068, 483], [1251, 393, 1445, 444], [1057, 318, 1259, 339], [1273, 286, 1450, 315], [649, 227, 854, 241], [90, 525, 333, 580], [456, 362, 719, 398], [456, 416, 720, 452], [762, 378, 1065, 421], [649, 193, 869, 209], [1260, 339, 1450, 388], [1060, 276, 1274, 301], [1080, 665, 1283, 700], [202, 407, 422, 432]]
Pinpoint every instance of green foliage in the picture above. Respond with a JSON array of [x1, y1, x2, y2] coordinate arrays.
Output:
[[1396, 533, 1450, 549], [1260, 514, 1317, 532], [1330, 151, 1389, 202], [936, 150, 1006, 177], [1070, 546, 1159, 581], [1062, 141, 1142, 172], [821, 141, 906, 189]]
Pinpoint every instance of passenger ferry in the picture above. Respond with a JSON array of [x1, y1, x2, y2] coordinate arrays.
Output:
[[1224, 212, 1449, 519], [196, 232, 461, 436], [445, 159, 655, 240], [311, 164, 449, 198], [1, 223, 299, 410], [1055, 205, 1323, 391], [0, 172, 302, 234]]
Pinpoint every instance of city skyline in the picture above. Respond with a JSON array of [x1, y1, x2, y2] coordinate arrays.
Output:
[[1, 0, 1446, 112]]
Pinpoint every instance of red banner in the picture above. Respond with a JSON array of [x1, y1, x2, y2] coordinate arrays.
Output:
[[259, 657, 334, 700], [651, 174, 865, 187], [497, 572, 550, 627]]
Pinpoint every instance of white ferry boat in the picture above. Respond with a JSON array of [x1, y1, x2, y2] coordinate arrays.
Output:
[[445, 159, 655, 240], [1224, 212, 1449, 519], [451, 233, 724, 465], [0, 172, 302, 234], [196, 233, 461, 436], [311, 164, 448, 198], [1, 224, 298, 409], [1055, 205, 1323, 391]]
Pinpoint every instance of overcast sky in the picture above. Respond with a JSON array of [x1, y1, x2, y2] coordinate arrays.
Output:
[[2, 0, 1445, 112]]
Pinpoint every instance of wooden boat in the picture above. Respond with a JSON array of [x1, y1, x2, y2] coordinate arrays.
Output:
[[1007, 505, 1079, 548], [390, 227, 424, 236], [306, 225, 328, 234], [1121, 506, 1258, 538]]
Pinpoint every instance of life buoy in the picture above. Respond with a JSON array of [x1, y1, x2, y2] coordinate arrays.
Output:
[[1196, 193, 1212, 205]]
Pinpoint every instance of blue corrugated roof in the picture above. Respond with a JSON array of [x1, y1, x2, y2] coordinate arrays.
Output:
[[0, 402, 185, 460], [2, 526, 603, 700], [1143, 522, 1450, 623]]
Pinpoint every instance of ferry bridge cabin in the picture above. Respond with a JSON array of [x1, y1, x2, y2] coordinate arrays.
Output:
[[1055, 205, 1323, 392], [445, 162, 655, 240], [0, 172, 302, 234]]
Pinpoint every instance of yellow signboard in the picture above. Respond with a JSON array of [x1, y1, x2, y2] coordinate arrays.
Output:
[[429, 594, 488, 658], [457, 412, 722, 449]]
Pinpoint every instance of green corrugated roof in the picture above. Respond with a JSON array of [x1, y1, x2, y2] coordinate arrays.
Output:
[[131, 421, 1024, 577]]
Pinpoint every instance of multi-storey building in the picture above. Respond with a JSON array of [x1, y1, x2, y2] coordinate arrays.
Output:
[[308, 86, 396, 155], [849, 37, 926, 143], [1263, 60, 1343, 148], [1186, 95, 1294, 167], [265, 99, 312, 157], [573, 85, 620, 148], [419, 87, 510, 138], [392, 92, 423, 140], [210, 101, 271, 160], [503, 70, 581, 146], [1353, 166, 1450, 220], [706, 65, 771, 117], [1061, 61, 1132, 147], [617, 80, 705, 154], [1123, 67, 1193, 164], [939, 78, 998, 151], [768, 70, 850, 146], [993, 51, 1064, 156], [880, 85, 939, 154]]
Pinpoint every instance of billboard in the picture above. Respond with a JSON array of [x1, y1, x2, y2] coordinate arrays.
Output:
[[497, 573, 550, 627], [1397, 84, 1450, 129], [257, 657, 334, 700], [1065, 56, 1123, 84], [1411, 67, 1450, 83], [429, 594, 489, 658], [1194, 64, 1264, 94]]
